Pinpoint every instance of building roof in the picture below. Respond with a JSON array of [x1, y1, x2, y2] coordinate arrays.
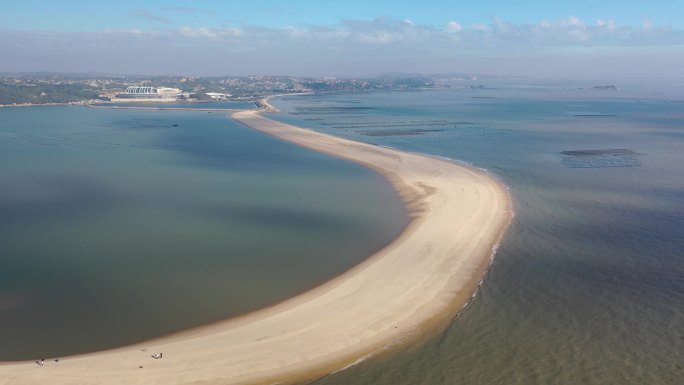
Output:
[[124, 86, 157, 94]]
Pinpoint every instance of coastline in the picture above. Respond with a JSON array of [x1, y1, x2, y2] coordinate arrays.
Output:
[[0, 97, 512, 385], [0, 101, 94, 108], [86, 104, 250, 112]]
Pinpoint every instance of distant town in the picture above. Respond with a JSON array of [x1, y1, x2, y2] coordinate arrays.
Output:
[[0, 73, 520, 106]]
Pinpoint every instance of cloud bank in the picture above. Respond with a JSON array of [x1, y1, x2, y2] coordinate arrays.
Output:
[[1, 16, 682, 78]]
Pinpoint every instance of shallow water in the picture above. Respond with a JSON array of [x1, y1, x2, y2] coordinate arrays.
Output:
[[94, 100, 256, 109], [268, 87, 684, 385], [0, 106, 408, 360]]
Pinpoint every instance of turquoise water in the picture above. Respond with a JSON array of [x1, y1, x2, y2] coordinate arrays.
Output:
[[268, 88, 684, 385], [0, 106, 408, 360]]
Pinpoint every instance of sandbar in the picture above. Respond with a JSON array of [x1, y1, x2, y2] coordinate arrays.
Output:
[[0, 98, 512, 385]]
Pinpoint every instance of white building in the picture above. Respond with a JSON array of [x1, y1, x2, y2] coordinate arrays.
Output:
[[206, 92, 231, 101], [115, 86, 182, 101]]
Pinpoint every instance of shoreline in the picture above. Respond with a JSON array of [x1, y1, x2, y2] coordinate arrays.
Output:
[[86, 104, 251, 112], [0, 98, 512, 385], [0, 101, 94, 108]]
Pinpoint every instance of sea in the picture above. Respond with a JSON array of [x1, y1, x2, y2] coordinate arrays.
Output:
[[1, 83, 682, 385], [265, 84, 683, 385], [93, 100, 257, 109], [0, 105, 407, 360]]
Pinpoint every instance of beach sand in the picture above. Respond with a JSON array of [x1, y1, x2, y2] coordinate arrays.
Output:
[[0, 102, 512, 385]]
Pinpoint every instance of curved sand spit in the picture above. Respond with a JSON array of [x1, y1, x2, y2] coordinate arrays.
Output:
[[0, 101, 512, 385]]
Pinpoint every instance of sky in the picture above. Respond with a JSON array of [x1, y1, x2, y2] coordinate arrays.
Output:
[[1, 0, 683, 78]]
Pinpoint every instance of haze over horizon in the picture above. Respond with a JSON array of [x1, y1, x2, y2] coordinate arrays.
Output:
[[1, 0, 683, 79]]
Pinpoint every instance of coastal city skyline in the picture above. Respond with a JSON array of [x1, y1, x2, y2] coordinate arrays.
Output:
[[1, 1, 683, 78]]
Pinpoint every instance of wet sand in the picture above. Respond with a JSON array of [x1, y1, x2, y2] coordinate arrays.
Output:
[[0, 101, 511, 385]]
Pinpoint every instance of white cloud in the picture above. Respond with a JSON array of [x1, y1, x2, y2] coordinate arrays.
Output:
[[0, 16, 682, 76], [447, 21, 462, 33], [5, 16, 681, 50], [103, 28, 143, 35], [562, 15, 585, 28], [178, 27, 217, 38], [177, 26, 240, 39], [493, 17, 510, 33], [596, 19, 616, 30]]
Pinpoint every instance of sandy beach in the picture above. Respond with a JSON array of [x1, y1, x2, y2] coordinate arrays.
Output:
[[0, 101, 512, 385]]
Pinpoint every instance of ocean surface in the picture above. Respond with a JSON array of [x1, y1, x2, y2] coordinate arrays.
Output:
[[93, 100, 256, 109], [267, 86, 684, 385], [0, 106, 408, 360]]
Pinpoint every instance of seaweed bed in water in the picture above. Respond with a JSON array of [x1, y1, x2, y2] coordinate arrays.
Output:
[[560, 149, 643, 168], [357, 129, 445, 137]]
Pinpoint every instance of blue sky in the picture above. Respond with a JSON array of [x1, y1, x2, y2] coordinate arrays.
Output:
[[1, 1, 683, 78], [2, 0, 682, 31]]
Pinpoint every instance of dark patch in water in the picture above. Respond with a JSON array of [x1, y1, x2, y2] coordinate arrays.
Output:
[[357, 129, 444, 137], [0, 176, 120, 226], [560, 149, 642, 168], [0, 296, 24, 312], [452, 126, 514, 137], [332, 121, 452, 129], [112, 118, 183, 130], [333, 99, 362, 104], [290, 106, 377, 116], [199, 205, 354, 231], [561, 149, 637, 156]]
